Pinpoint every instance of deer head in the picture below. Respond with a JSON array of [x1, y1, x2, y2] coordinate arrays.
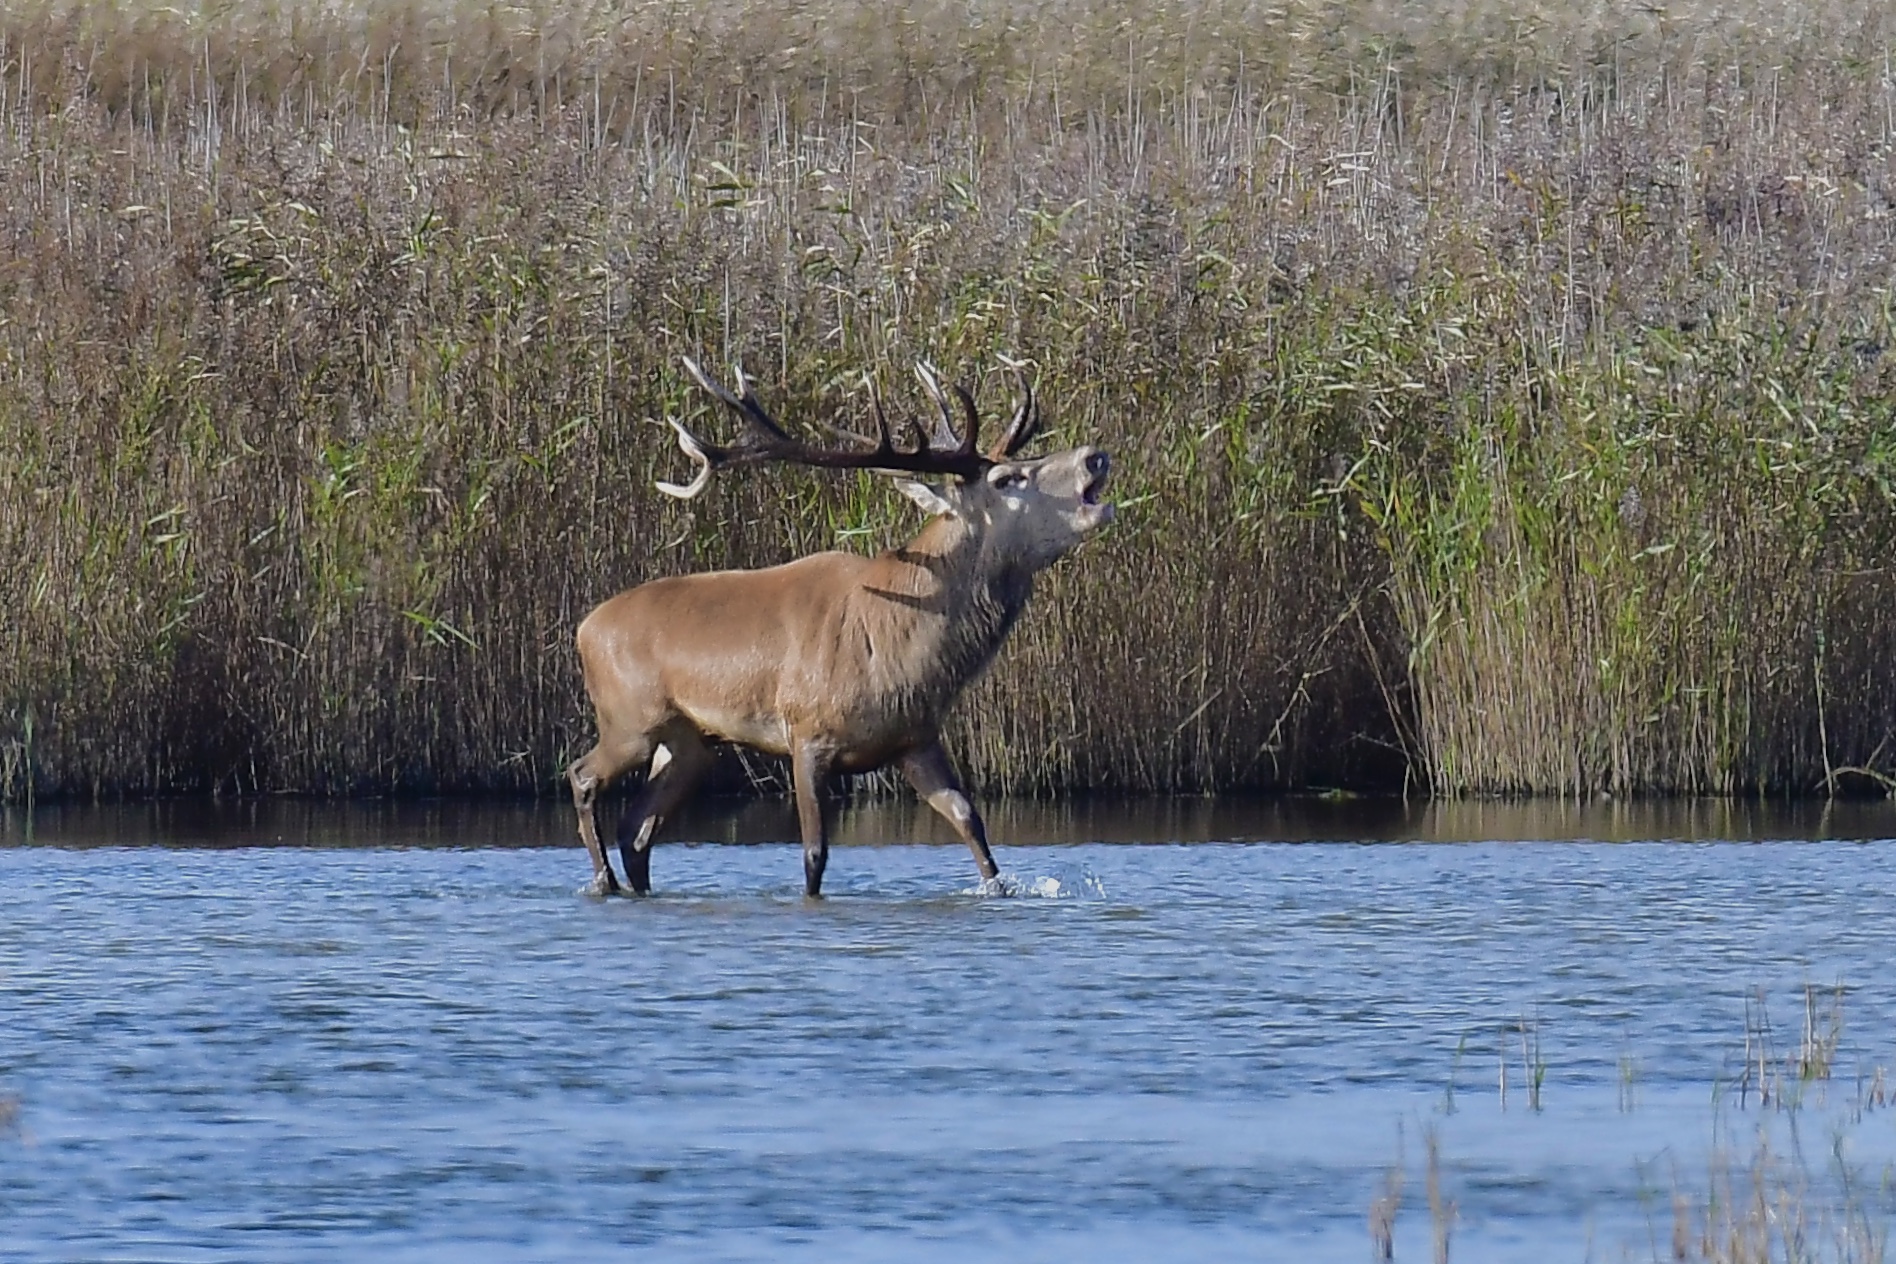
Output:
[[659, 357, 1114, 568]]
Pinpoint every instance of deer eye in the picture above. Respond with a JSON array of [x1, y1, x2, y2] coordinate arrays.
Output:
[[988, 467, 1028, 490]]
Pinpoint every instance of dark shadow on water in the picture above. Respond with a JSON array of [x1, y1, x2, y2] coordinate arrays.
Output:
[[3, 794, 1894, 849]]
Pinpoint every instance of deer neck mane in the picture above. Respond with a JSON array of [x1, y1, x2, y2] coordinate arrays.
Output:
[[861, 512, 1035, 708]]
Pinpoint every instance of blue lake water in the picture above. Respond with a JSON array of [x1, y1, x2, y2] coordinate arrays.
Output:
[[5, 797, 1896, 1261]]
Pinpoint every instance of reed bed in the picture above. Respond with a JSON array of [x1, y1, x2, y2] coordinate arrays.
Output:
[[2, 0, 1894, 799]]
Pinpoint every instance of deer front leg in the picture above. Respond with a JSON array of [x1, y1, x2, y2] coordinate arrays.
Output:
[[898, 742, 1000, 883], [567, 754, 622, 897], [791, 739, 835, 897]]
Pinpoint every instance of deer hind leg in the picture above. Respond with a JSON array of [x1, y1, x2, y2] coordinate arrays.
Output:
[[615, 725, 713, 896], [898, 742, 1000, 883], [567, 731, 655, 897], [791, 739, 837, 897]]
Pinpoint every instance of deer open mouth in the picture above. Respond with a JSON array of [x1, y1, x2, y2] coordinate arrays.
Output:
[[1079, 458, 1113, 526]]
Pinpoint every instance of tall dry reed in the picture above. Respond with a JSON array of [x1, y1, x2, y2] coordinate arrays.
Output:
[[1, 0, 1893, 799]]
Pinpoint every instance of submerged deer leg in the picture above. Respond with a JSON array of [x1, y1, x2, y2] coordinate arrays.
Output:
[[898, 741, 1000, 883], [568, 733, 652, 896], [567, 765, 619, 895], [614, 727, 713, 895], [791, 740, 836, 897]]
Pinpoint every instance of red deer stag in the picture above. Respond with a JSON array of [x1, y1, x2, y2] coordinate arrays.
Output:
[[567, 358, 1113, 896]]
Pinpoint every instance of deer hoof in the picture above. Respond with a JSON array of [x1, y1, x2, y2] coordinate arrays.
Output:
[[582, 873, 621, 898]]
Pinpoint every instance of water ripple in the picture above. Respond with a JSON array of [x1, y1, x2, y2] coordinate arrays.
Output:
[[4, 826, 1896, 1260]]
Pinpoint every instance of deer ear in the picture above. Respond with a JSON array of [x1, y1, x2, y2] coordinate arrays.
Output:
[[895, 480, 960, 518]]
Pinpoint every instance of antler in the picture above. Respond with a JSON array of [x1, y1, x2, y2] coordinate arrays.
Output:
[[914, 362, 981, 457], [657, 357, 999, 499], [917, 361, 1041, 460], [988, 371, 1040, 460]]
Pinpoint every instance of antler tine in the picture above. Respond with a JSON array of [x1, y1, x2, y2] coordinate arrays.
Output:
[[859, 373, 935, 457], [913, 363, 963, 451], [682, 356, 792, 445], [949, 383, 982, 457], [654, 415, 715, 499], [679, 355, 737, 415], [988, 371, 1041, 459], [657, 355, 747, 500]]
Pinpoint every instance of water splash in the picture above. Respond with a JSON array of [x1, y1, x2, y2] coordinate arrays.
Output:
[[964, 869, 1108, 899]]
